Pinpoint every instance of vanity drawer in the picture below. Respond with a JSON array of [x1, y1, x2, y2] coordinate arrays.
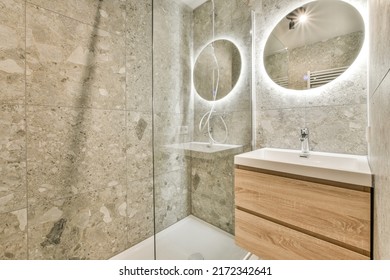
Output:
[[235, 168, 371, 254], [235, 209, 369, 260]]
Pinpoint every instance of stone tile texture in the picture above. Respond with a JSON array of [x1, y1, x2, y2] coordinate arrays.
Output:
[[0, 0, 155, 260], [0, 0, 25, 105], [28, 186, 127, 260], [27, 106, 126, 201], [369, 0, 390, 260], [28, 0, 126, 35], [0, 105, 26, 213], [26, 4, 126, 110], [0, 209, 27, 259]]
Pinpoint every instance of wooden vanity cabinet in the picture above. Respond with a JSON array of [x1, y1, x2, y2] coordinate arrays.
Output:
[[234, 166, 372, 260]]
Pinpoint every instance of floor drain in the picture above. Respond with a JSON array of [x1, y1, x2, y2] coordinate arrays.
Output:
[[188, 252, 204, 260]]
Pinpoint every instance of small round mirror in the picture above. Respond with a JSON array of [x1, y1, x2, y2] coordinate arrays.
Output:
[[194, 39, 241, 101], [263, 0, 364, 90]]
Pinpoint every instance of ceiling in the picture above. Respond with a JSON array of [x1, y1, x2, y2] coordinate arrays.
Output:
[[265, 1, 365, 55]]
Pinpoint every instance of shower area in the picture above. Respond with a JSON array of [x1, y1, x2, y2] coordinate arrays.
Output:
[[122, 0, 254, 259], [0, 0, 252, 260], [113, 0, 254, 260]]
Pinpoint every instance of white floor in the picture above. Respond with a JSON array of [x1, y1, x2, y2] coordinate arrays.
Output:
[[110, 215, 248, 260]]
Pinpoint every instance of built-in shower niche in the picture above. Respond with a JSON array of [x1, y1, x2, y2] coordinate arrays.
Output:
[[165, 142, 242, 234]]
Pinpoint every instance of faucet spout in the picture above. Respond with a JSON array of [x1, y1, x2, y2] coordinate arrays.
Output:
[[299, 128, 310, 157]]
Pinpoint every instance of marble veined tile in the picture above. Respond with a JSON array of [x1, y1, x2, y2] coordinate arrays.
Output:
[[0, 105, 26, 214], [28, 0, 126, 35], [27, 106, 126, 201], [26, 4, 125, 109], [0, 208, 27, 259], [0, 0, 25, 105], [28, 186, 127, 260]]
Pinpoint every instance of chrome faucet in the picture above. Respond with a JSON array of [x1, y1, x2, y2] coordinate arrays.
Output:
[[299, 128, 310, 157]]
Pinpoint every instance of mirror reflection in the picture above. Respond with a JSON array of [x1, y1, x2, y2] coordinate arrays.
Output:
[[194, 39, 241, 101], [264, 0, 364, 90]]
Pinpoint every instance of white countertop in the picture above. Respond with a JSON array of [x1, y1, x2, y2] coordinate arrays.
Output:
[[234, 148, 372, 187]]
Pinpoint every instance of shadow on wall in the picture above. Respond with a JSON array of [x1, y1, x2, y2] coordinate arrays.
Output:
[[40, 0, 104, 249]]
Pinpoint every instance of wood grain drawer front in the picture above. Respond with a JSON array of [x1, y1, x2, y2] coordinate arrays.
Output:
[[235, 168, 371, 253], [235, 209, 369, 260]]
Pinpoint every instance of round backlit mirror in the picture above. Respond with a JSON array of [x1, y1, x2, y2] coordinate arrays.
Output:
[[194, 39, 241, 101], [263, 0, 365, 90]]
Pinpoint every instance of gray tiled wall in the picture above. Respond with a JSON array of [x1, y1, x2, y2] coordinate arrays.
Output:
[[369, 0, 390, 260], [0, 0, 153, 260]]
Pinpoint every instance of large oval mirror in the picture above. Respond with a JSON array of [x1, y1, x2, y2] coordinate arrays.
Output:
[[263, 0, 364, 90], [194, 39, 241, 101]]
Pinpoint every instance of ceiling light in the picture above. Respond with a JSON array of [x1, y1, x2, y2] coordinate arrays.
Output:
[[286, 7, 307, 30], [299, 14, 308, 23]]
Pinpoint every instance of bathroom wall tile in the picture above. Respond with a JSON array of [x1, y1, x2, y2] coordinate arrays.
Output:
[[154, 168, 191, 233], [191, 155, 235, 234], [369, 74, 390, 259], [0, 105, 26, 214], [127, 111, 153, 181], [227, 110, 252, 146], [126, 0, 152, 112], [193, 0, 238, 51], [154, 146, 188, 177], [127, 177, 153, 247], [28, 0, 126, 35], [28, 186, 127, 260], [26, 4, 125, 110], [154, 112, 189, 175], [153, 113, 189, 145], [369, 0, 390, 95], [152, 1, 193, 239], [194, 110, 252, 146], [255, 108, 305, 150], [193, 1, 214, 52], [153, 0, 192, 115], [306, 104, 367, 155], [0, 208, 27, 259], [257, 81, 307, 110], [194, 79, 252, 114], [0, 0, 25, 105], [27, 106, 126, 201]]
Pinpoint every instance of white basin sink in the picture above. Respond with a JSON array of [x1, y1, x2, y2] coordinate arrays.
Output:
[[234, 148, 372, 187]]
